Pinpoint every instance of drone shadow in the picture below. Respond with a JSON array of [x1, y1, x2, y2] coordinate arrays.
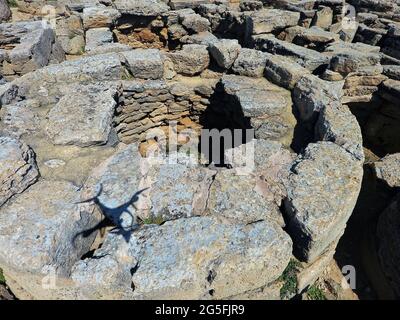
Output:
[[73, 185, 148, 245]]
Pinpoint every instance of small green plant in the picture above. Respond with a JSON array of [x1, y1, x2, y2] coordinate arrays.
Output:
[[306, 284, 327, 300], [142, 216, 165, 225], [0, 268, 6, 285], [279, 259, 302, 299], [7, 0, 18, 8]]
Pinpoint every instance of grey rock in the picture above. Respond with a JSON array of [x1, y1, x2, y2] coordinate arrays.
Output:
[[224, 139, 295, 206], [0, 0, 11, 22], [264, 53, 311, 89], [181, 13, 211, 33], [244, 9, 300, 37], [45, 83, 119, 147], [311, 6, 333, 29], [0, 136, 39, 207], [85, 28, 113, 52], [0, 179, 100, 278], [208, 168, 284, 226], [113, 0, 169, 16], [121, 49, 165, 80], [72, 216, 293, 299], [209, 39, 241, 70], [168, 44, 210, 76], [373, 153, 400, 188], [329, 47, 381, 75], [377, 194, 400, 297], [383, 65, 400, 80], [222, 75, 296, 146], [315, 102, 364, 162], [293, 73, 344, 121], [232, 48, 268, 78], [253, 34, 330, 71], [284, 142, 363, 262], [82, 7, 121, 30], [180, 31, 218, 46]]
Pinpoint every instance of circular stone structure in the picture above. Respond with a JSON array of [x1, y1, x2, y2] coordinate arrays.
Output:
[[4, 0, 400, 300]]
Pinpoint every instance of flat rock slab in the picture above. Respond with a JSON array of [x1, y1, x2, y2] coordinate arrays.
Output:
[[221, 74, 296, 146], [121, 49, 165, 80], [0, 179, 100, 278], [72, 216, 293, 299], [45, 83, 119, 147], [82, 144, 216, 229], [0, 136, 39, 207], [284, 142, 363, 263], [244, 9, 300, 36], [253, 34, 330, 71], [113, 0, 169, 16]]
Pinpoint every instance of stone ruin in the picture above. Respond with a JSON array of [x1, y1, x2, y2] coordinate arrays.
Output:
[[0, 0, 399, 300]]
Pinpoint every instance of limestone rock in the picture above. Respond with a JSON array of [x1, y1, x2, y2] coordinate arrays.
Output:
[[293, 74, 344, 121], [0, 136, 39, 207], [373, 153, 400, 188], [315, 103, 364, 162], [113, 0, 169, 16], [168, 44, 210, 76], [284, 142, 363, 263], [209, 39, 241, 69], [121, 49, 165, 80], [264, 53, 311, 89], [0, 179, 100, 285], [72, 216, 293, 299], [45, 83, 119, 147], [253, 34, 330, 71], [244, 9, 300, 36], [222, 75, 296, 146], [85, 28, 114, 52], [232, 48, 268, 78], [82, 7, 121, 30]]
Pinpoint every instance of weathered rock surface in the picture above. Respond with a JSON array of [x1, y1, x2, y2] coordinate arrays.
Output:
[[0, 179, 101, 298], [284, 142, 363, 262], [222, 75, 296, 146], [373, 153, 400, 188], [121, 49, 165, 80], [72, 216, 293, 299], [45, 83, 119, 147], [168, 44, 210, 76], [0, 136, 39, 207], [209, 39, 241, 69], [0, 0, 11, 22], [232, 48, 268, 78]]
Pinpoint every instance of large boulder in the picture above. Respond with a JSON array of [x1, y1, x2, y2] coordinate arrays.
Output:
[[232, 48, 268, 78], [71, 216, 293, 299], [0, 136, 39, 207], [253, 34, 330, 72], [221, 75, 296, 146], [284, 142, 363, 263], [168, 44, 210, 76], [45, 83, 120, 147], [121, 49, 165, 80], [209, 39, 241, 70], [0, 180, 101, 298]]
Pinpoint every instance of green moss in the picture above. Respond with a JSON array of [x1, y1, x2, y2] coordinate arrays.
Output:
[[0, 268, 6, 285], [279, 259, 302, 299], [306, 284, 327, 300], [7, 0, 18, 7], [142, 216, 165, 225]]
